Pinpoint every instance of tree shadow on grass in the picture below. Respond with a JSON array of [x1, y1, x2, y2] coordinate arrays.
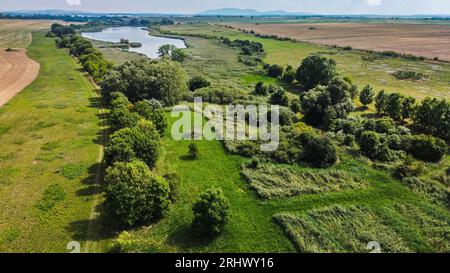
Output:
[[76, 163, 102, 196], [66, 203, 120, 242], [179, 155, 196, 161], [167, 224, 217, 249]]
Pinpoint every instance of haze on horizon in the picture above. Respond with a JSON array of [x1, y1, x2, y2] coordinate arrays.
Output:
[[1, 0, 450, 15]]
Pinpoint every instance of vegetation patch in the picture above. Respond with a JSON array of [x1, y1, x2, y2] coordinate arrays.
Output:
[[35, 184, 67, 212], [242, 164, 366, 199], [60, 163, 87, 180], [392, 70, 429, 81], [274, 206, 412, 253], [401, 177, 449, 206], [0, 228, 21, 244], [392, 204, 450, 252]]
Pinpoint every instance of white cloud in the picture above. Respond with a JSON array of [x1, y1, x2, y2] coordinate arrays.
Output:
[[366, 0, 382, 6], [66, 0, 82, 6]]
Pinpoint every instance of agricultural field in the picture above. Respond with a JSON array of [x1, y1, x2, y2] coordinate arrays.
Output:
[[0, 49, 40, 107], [0, 32, 104, 252], [160, 23, 450, 100], [231, 23, 450, 61], [0, 20, 57, 48]]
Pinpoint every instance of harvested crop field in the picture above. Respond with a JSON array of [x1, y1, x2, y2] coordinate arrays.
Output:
[[0, 20, 56, 48], [231, 23, 450, 61], [0, 49, 40, 107]]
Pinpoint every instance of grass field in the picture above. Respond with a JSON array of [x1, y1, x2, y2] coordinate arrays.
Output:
[[161, 23, 450, 100], [231, 23, 450, 61], [0, 20, 57, 48], [108, 115, 450, 253], [0, 32, 104, 252]]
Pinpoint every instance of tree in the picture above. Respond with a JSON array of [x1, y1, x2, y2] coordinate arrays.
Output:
[[358, 131, 381, 157], [300, 77, 354, 126], [109, 106, 141, 132], [188, 143, 199, 159], [101, 59, 188, 106], [384, 93, 404, 121], [296, 55, 337, 90], [171, 48, 186, 62], [133, 100, 168, 135], [267, 64, 284, 78], [188, 76, 211, 91], [375, 90, 386, 114], [192, 188, 230, 235], [158, 44, 176, 58], [300, 136, 337, 167], [359, 85, 375, 107], [281, 65, 296, 83], [104, 121, 161, 168], [290, 98, 301, 113], [105, 160, 170, 226], [254, 81, 268, 96], [414, 97, 450, 141], [269, 88, 289, 106]]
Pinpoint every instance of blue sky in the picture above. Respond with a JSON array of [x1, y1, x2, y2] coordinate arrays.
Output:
[[1, 0, 450, 15]]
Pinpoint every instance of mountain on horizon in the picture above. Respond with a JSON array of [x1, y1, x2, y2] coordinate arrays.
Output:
[[197, 8, 312, 16], [1, 9, 93, 16]]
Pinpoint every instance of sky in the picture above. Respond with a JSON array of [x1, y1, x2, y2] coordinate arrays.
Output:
[[1, 0, 450, 15]]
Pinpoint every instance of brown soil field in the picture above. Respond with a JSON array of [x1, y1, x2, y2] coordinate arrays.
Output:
[[0, 19, 58, 48], [231, 23, 450, 61], [0, 49, 40, 107]]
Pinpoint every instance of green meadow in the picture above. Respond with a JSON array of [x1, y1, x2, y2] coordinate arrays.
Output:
[[0, 32, 104, 252]]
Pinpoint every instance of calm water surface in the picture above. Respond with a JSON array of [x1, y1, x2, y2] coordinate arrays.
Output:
[[82, 27, 186, 58]]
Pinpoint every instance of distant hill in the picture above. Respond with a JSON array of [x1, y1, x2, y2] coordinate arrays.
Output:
[[197, 8, 312, 16]]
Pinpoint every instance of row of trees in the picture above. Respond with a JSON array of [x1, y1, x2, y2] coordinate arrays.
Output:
[[50, 25, 113, 81], [49, 22, 231, 235]]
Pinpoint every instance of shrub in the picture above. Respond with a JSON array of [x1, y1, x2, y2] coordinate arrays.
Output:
[[281, 66, 296, 83], [105, 161, 170, 226], [359, 85, 375, 106], [358, 131, 381, 157], [301, 136, 337, 168], [269, 88, 289, 106], [393, 157, 424, 180], [267, 64, 284, 78], [254, 81, 268, 96], [402, 135, 447, 162], [163, 173, 181, 202], [290, 98, 301, 113], [188, 143, 199, 159], [296, 55, 337, 90], [192, 188, 230, 235], [188, 76, 211, 91]]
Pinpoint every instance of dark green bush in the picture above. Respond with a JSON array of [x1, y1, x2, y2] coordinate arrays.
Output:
[[163, 173, 181, 202], [188, 143, 199, 159], [402, 135, 447, 162], [188, 76, 211, 91], [105, 160, 170, 226], [301, 136, 337, 168], [192, 188, 230, 235]]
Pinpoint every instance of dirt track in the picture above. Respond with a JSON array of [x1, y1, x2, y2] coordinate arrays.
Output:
[[231, 23, 450, 61], [0, 49, 40, 107]]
